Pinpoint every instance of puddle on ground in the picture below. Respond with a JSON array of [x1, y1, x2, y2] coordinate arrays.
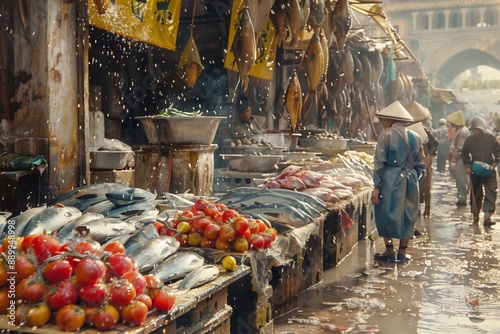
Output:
[[274, 173, 500, 333]]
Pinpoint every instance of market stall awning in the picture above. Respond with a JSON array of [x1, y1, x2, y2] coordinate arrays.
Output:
[[431, 88, 458, 104]]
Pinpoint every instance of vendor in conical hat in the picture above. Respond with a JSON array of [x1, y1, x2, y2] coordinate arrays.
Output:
[[371, 101, 426, 263], [406, 101, 438, 217], [446, 110, 469, 206]]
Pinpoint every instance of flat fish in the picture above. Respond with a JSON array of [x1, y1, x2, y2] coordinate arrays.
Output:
[[269, 0, 287, 47], [22, 206, 82, 236], [73, 218, 136, 243], [150, 251, 205, 283], [175, 265, 220, 295], [55, 212, 104, 242], [308, 0, 326, 33], [123, 224, 159, 255], [129, 236, 180, 273]]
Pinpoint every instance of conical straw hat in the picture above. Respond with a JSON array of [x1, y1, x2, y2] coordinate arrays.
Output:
[[405, 101, 431, 123], [407, 122, 428, 144], [375, 101, 414, 123], [446, 110, 465, 127]]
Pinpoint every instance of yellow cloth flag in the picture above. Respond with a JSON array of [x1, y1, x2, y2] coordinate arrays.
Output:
[[223, 0, 278, 82], [88, 0, 181, 51]]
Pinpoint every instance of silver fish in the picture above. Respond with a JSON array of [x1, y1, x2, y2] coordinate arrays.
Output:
[[150, 251, 205, 283], [82, 200, 115, 214], [0, 212, 12, 237], [123, 224, 159, 255], [101, 234, 132, 251], [238, 203, 314, 226], [266, 188, 328, 211], [7, 206, 47, 237], [73, 218, 136, 243], [224, 193, 321, 218], [55, 212, 105, 242], [128, 236, 180, 273], [101, 200, 158, 220], [48, 183, 129, 210], [175, 265, 219, 295], [22, 206, 82, 236], [161, 192, 195, 208], [105, 188, 157, 207]]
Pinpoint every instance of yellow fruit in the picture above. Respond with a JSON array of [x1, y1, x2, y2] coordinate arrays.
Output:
[[221, 256, 237, 271], [177, 222, 191, 234]]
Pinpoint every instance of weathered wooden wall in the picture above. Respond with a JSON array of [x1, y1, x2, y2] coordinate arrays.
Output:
[[5, 1, 81, 199]]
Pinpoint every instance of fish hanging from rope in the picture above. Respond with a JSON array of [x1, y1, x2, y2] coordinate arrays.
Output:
[[285, 70, 303, 136], [231, 7, 257, 92]]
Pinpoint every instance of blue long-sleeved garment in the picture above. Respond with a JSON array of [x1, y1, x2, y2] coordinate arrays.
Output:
[[373, 123, 426, 239]]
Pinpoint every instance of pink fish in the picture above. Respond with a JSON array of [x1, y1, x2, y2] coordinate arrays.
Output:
[[277, 176, 307, 191], [276, 165, 302, 180]]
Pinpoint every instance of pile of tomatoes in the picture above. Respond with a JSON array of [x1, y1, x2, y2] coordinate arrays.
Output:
[[166, 198, 278, 252], [0, 234, 175, 331]]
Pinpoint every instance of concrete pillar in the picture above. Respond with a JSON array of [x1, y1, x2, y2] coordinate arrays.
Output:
[[460, 8, 467, 28], [427, 11, 433, 30], [444, 10, 450, 29], [411, 12, 418, 31]]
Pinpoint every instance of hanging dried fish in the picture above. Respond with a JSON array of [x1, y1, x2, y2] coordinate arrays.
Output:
[[270, 0, 287, 47], [301, 0, 311, 32], [341, 47, 354, 85], [248, 0, 276, 39], [231, 7, 257, 92], [308, 0, 326, 34], [176, 36, 203, 88], [319, 28, 329, 81], [322, 0, 335, 47], [302, 31, 324, 106], [285, 70, 303, 135], [332, 0, 351, 52], [285, 0, 303, 47]]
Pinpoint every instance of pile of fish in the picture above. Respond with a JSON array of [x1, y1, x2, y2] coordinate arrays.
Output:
[[257, 164, 372, 203], [217, 187, 328, 227]]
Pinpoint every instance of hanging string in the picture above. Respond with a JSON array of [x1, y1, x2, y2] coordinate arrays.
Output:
[[190, 0, 197, 37]]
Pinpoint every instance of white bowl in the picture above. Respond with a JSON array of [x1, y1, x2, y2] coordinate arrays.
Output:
[[90, 150, 132, 170], [298, 138, 348, 150]]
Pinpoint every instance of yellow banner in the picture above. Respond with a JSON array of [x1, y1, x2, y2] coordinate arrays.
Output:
[[88, 0, 181, 51], [223, 0, 277, 81]]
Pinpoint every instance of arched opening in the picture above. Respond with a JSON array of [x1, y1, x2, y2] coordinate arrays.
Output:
[[449, 11, 462, 28], [433, 12, 446, 29], [416, 14, 429, 30], [483, 8, 499, 26], [465, 9, 481, 27]]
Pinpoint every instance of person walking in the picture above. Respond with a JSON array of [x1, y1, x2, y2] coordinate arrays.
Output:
[[447, 110, 470, 206], [371, 101, 426, 262], [433, 118, 451, 173], [461, 115, 500, 226]]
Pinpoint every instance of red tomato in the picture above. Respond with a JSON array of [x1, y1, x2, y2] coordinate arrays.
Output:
[[218, 224, 237, 243], [256, 219, 268, 233], [175, 233, 189, 247], [0, 263, 6, 288], [221, 209, 239, 224], [260, 233, 274, 249], [241, 228, 251, 240], [43, 259, 73, 284], [200, 236, 216, 248], [249, 234, 265, 250], [103, 241, 126, 254], [247, 219, 260, 234], [78, 283, 108, 306], [75, 258, 106, 286], [14, 255, 36, 282], [55, 304, 86, 332], [81, 305, 99, 325], [93, 304, 120, 331], [21, 235, 37, 252], [29, 235, 61, 264], [233, 217, 249, 236], [193, 198, 209, 212], [204, 223, 221, 240], [0, 288, 8, 314], [74, 240, 101, 256], [143, 274, 163, 292], [109, 279, 137, 307], [215, 203, 227, 212], [135, 293, 153, 310], [106, 253, 135, 277], [121, 300, 149, 326], [202, 203, 219, 219], [151, 288, 176, 313], [124, 271, 147, 295], [15, 278, 28, 299], [45, 280, 78, 311], [192, 217, 212, 233], [20, 281, 47, 303], [25, 303, 51, 327]]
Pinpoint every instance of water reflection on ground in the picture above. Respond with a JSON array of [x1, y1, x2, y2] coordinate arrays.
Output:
[[273, 172, 500, 333]]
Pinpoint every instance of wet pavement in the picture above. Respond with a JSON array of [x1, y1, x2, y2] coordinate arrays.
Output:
[[273, 171, 500, 333]]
